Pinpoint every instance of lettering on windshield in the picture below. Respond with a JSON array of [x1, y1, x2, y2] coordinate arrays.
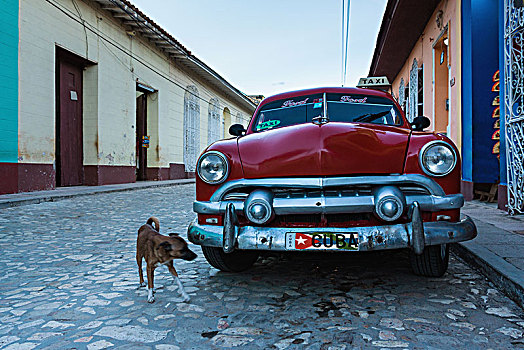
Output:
[[340, 96, 367, 103], [282, 98, 309, 108]]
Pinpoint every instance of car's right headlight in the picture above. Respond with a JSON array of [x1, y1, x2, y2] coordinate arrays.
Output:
[[197, 151, 229, 184], [419, 141, 457, 177]]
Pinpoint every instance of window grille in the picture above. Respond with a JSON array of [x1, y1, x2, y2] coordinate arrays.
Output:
[[408, 59, 418, 122], [207, 98, 221, 144], [504, 0, 524, 213], [408, 59, 424, 122], [183, 86, 200, 172], [399, 78, 406, 111], [236, 112, 244, 126]]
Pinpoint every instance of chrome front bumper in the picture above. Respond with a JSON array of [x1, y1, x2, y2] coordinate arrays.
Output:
[[190, 175, 475, 253], [194, 193, 463, 215], [187, 216, 477, 252], [193, 174, 464, 216]]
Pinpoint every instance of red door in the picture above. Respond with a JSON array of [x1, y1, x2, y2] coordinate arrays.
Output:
[[136, 94, 147, 180], [57, 59, 83, 187]]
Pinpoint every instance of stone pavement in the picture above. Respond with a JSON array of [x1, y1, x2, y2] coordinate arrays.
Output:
[[453, 200, 524, 309], [0, 184, 523, 349], [0, 179, 195, 209]]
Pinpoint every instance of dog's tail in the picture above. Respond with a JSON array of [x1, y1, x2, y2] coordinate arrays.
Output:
[[146, 217, 160, 231]]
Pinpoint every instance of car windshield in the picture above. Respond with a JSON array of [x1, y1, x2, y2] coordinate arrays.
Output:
[[326, 93, 401, 125], [252, 93, 402, 132]]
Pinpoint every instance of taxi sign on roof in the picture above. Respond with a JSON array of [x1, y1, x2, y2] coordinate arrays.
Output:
[[356, 76, 390, 88]]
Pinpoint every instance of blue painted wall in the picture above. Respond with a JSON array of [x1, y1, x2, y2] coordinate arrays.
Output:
[[461, 0, 500, 183], [0, 0, 19, 164], [461, 0, 473, 182]]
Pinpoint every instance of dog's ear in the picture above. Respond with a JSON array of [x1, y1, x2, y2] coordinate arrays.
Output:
[[168, 232, 179, 237], [159, 241, 172, 251]]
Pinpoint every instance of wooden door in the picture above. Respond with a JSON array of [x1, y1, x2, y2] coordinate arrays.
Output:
[[57, 60, 83, 186], [136, 94, 147, 180]]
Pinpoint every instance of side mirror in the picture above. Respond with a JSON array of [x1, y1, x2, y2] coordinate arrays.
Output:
[[410, 116, 431, 131], [229, 124, 246, 137]]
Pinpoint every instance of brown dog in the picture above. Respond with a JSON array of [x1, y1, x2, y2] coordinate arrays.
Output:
[[136, 217, 197, 303]]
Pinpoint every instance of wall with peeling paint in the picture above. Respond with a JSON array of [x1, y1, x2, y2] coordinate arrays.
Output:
[[17, 0, 253, 176]]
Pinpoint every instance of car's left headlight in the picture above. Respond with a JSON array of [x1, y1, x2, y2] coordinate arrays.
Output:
[[419, 141, 457, 177], [197, 151, 229, 184]]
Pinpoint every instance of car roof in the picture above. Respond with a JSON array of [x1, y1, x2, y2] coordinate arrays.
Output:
[[258, 87, 394, 106]]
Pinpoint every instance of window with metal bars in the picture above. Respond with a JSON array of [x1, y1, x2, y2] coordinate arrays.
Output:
[[183, 86, 200, 172]]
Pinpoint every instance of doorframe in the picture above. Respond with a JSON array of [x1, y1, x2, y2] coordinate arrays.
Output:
[[55, 47, 92, 187], [431, 25, 450, 135], [135, 82, 156, 181]]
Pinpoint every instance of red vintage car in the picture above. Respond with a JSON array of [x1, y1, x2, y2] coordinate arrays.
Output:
[[188, 86, 477, 277]]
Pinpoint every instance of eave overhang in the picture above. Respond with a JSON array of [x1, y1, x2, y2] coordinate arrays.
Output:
[[368, 0, 440, 82], [91, 0, 256, 112]]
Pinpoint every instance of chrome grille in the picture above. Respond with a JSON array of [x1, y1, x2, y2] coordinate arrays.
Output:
[[223, 193, 249, 200], [223, 185, 429, 201]]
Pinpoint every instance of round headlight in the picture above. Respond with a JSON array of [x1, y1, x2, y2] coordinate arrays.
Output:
[[419, 141, 457, 177], [197, 151, 229, 184]]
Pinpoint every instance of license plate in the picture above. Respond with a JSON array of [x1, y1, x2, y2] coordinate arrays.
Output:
[[285, 232, 359, 251]]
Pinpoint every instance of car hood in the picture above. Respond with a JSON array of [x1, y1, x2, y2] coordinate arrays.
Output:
[[238, 123, 411, 178]]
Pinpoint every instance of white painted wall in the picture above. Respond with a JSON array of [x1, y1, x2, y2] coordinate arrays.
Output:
[[18, 0, 253, 169]]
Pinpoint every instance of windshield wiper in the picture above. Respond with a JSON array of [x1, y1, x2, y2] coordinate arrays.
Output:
[[352, 111, 390, 123]]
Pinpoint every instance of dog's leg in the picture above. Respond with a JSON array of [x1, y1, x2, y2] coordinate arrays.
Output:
[[136, 253, 146, 288], [146, 264, 155, 303], [167, 261, 190, 302]]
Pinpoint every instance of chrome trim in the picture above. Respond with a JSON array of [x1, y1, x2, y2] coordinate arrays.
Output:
[[223, 193, 249, 200], [373, 186, 406, 221], [193, 193, 464, 215], [223, 203, 237, 253], [196, 151, 230, 185], [209, 174, 446, 201], [410, 202, 425, 255], [244, 189, 274, 224], [312, 92, 329, 125], [187, 216, 477, 252], [419, 141, 457, 177]]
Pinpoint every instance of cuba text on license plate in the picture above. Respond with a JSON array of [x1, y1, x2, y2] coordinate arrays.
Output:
[[285, 232, 359, 250]]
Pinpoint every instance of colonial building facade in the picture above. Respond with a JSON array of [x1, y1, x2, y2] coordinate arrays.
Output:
[[0, 0, 255, 194], [369, 0, 524, 214]]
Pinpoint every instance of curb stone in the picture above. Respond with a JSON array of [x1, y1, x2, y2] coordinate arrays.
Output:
[[451, 241, 524, 309], [0, 179, 195, 209]]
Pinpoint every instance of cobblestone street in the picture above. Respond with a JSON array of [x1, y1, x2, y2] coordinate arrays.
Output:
[[0, 184, 523, 349]]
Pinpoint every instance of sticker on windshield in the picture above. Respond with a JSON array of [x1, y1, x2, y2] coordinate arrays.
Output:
[[340, 96, 367, 103], [282, 98, 309, 108], [313, 98, 323, 109], [256, 120, 281, 130]]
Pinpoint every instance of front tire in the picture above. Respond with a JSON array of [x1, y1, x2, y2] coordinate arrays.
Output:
[[202, 246, 259, 272], [409, 244, 449, 277]]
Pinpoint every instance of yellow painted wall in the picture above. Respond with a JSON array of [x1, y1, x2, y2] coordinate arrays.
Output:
[[18, 0, 253, 169]]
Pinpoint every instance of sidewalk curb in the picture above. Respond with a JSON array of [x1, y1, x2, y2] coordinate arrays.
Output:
[[0, 179, 195, 209], [451, 241, 524, 309]]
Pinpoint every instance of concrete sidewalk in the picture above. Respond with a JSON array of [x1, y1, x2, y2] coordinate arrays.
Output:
[[452, 200, 524, 308], [0, 179, 195, 209]]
